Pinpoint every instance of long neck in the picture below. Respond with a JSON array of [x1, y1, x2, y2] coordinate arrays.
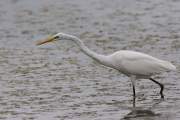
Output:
[[70, 37, 111, 66]]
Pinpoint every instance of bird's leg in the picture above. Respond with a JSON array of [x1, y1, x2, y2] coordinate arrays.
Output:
[[149, 78, 164, 99], [130, 76, 136, 107]]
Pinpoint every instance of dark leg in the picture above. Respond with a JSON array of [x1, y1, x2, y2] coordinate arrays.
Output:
[[149, 78, 164, 99], [132, 84, 136, 99], [130, 76, 136, 107], [132, 84, 136, 108]]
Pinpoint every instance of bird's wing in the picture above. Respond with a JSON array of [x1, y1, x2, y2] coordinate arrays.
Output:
[[121, 57, 165, 75], [113, 51, 175, 76]]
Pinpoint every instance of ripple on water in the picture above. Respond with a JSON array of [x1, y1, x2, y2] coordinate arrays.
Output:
[[0, 0, 179, 120]]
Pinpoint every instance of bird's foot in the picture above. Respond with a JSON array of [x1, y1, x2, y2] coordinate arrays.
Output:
[[160, 94, 164, 100]]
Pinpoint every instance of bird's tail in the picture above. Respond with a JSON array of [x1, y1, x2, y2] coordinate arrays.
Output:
[[160, 61, 176, 71]]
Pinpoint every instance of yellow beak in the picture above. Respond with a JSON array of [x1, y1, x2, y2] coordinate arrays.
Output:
[[36, 35, 56, 46]]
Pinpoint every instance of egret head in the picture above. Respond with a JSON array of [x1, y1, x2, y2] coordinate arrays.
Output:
[[36, 32, 76, 46]]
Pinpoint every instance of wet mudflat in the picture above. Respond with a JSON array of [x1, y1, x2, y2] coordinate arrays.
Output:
[[0, 0, 180, 119]]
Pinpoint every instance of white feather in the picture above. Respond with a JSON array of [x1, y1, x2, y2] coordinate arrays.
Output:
[[108, 50, 176, 77], [37, 33, 177, 99]]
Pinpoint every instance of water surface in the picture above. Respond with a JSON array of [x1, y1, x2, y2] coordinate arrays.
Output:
[[0, 0, 179, 119]]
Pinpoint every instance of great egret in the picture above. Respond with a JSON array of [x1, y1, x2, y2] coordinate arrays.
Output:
[[36, 33, 176, 100]]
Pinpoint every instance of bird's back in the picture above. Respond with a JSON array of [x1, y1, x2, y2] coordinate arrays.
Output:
[[108, 50, 176, 76]]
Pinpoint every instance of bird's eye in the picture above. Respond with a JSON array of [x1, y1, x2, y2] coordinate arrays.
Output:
[[54, 36, 59, 39]]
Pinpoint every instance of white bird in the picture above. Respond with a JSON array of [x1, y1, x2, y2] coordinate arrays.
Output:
[[36, 33, 176, 100]]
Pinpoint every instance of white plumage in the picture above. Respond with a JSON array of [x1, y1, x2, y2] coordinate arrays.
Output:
[[36, 33, 176, 101], [108, 50, 176, 77]]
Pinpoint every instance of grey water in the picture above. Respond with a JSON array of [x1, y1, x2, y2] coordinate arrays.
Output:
[[0, 0, 180, 119]]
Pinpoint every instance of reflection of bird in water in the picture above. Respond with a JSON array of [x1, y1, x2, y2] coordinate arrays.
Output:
[[36, 33, 176, 102], [122, 99, 170, 120], [122, 109, 158, 120]]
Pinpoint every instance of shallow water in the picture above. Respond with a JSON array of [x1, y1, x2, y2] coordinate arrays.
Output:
[[0, 0, 180, 119]]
